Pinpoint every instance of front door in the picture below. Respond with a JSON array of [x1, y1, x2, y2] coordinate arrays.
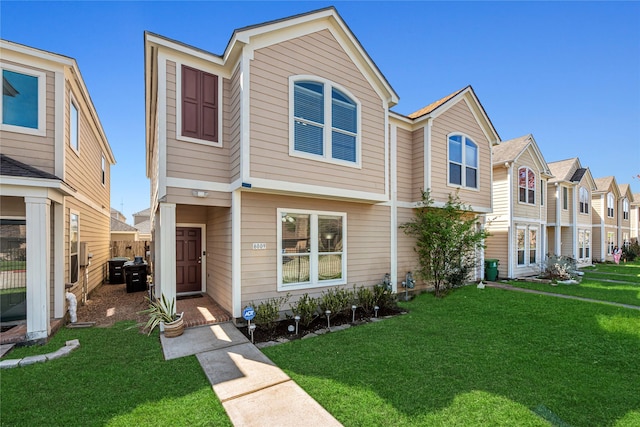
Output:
[[176, 227, 202, 293]]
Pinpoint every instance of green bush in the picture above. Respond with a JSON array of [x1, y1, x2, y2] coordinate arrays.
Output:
[[319, 287, 354, 319], [622, 242, 639, 262], [251, 294, 290, 333], [373, 284, 396, 311], [289, 293, 319, 327], [356, 285, 376, 316]]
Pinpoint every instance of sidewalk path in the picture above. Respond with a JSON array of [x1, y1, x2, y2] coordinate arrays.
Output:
[[485, 282, 640, 311], [161, 322, 342, 427]]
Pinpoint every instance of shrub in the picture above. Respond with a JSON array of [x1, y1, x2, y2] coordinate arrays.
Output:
[[251, 294, 290, 333], [356, 285, 376, 316], [319, 287, 353, 319], [373, 284, 396, 311], [542, 254, 577, 280], [289, 293, 319, 327], [622, 242, 639, 262]]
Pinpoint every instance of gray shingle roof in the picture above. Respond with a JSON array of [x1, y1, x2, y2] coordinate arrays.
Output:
[[110, 217, 138, 233], [0, 154, 60, 180], [492, 134, 531, 164], [547, 158, 579, 183]]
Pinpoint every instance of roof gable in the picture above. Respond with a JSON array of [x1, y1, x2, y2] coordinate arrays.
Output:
[[493, 134, 551, 176], [594, 176, 620, 197]]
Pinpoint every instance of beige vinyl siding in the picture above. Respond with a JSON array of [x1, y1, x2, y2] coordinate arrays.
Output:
[[228, 63, 241, 183], [64, 80, 109, 210], [560, 187, 572, 224], [396, 126, 414, 202], [0, 61, 56, 174], [592, 227, 603, 261], [65, 199, 110, 300], [546, 183, 557, 223], [239, 192, 390, 307], [547, 227, 556, 255], [397, 207, 418, 279], [592, 195, 604, 225], [429, 100, 491, 209], [0, 196, 25, 216], [166, 187, 231, 208], [484, 229, 508, 279], [207, 206, 232, 313], [165, 60, 231, 183], [560, 226, 573, 257], [248, 30, 386, 196], [176, 204, 208, 224], [411, 127, 425, 202], [491, 166, 509, 217]]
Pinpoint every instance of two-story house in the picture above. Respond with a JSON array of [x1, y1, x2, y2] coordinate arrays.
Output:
[[144, 8, 499, 319], [0, 39, 115, 341], [631, 193, 640, 243], [592, 176, 621, 262], [485, 134, 552, 278], [617, 184, 634, 249], [546, 158, 596, 267], [392, 86, 499, 288]]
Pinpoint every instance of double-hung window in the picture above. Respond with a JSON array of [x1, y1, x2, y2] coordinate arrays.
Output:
[[518, 167, 536, 204], [1, 64, 46, 136], [578, 230, 591, 259], [291, 77, 360, 166], [448, 134, 478, 189], [607, 193, 614, 218], [70, 213, 79, 283], [278, 209, 346, 290], [517, 226, 537, 266], [623, 199, 629, 220], [607, 232, 615, 255], [70, 99, 79, 152], [179, 64, 220, 145], [579, 187, 589, 214], [562, 187, 568, 210]]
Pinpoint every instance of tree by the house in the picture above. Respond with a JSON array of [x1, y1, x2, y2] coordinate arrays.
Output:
[[400, 190, 488, 297]]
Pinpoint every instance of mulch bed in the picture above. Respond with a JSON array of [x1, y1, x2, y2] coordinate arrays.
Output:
[[75, 283, 148, 328]]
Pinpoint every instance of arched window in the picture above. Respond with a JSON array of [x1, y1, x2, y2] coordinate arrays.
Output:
[[579, 187, 589, 214], [518, 167, 536, 204], [291, 77, 360, 165], [623, 198, 629, 220], [448, 134, 478, 189], [607, 193, 615, 217]]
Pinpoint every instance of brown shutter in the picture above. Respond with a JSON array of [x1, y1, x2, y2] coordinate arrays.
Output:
[[201, 72, 218, 142], [182, 65, 199, 139]]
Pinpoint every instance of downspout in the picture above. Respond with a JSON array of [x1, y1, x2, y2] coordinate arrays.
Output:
[[506, 162, 514, 279], [390, 122, 398, 292], [555, 183, 561, 256], [600, 193, 605, 260], [572, 184, 578, 260]]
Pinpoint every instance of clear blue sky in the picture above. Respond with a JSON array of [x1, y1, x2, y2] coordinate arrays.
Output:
[[2, 1, 639, 222]]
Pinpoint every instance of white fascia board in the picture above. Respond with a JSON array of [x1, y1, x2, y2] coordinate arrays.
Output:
[[146, 33, 225, 66], [247, 177, 388, 203], [166, 177, 232, 193], [0, 178, 73, 200], [396, 200, 492, 214], [157, 51, 168, 200]]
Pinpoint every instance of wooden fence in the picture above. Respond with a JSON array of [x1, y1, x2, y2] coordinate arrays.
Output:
[[110, 241, 150, 261]]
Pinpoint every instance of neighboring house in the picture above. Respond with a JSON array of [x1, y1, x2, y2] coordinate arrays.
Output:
[[132, 208, 151, 240], [392, 86, 499, 288], [110, 216, 138, 241], [631, 193, 640, 243], [0, 39, 115, 339], [485, 134, 552, 278], [592, 176, 621, 262], [617, 184, 634, 248], [110, 207, 126, 223], [546, 158, 596, 267]]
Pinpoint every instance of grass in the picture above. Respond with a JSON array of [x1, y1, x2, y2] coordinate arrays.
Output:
[[505, 261, 640, 307], [0, 322, 232, 427], [262, 285, 640, 427]]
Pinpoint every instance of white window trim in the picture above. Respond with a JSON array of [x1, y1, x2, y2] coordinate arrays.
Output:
[[101, 154, 106, 186], [562, 186, 568, 210], [0, 63, 47, 136], [277, 207, 347, 291], [446, 132, 479, 191], [623, 198, 629, 220], [517, 166, 536, 205], [579, 187, 589, 215], [69, 94, 80, 156], [607, 193, 615, 218], [70, 211, 79, 284], [578, 229, 591, 260], [516, 225, 538, 267], [607, 231, 615, 255], [175, 60, 223, 148], [288, 75, 362, 169]]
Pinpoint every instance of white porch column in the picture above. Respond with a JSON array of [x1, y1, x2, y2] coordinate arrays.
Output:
[[25, 197, 51, 340], [158, 203, 176, 313], [53, 201, 65, 318]]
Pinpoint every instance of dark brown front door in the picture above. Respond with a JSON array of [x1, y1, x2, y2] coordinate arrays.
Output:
[[176, 227, 202, 293]]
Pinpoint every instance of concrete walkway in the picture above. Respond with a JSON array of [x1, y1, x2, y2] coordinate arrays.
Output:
[[485, 282, 640, 311], [160, 322, 342, 427]]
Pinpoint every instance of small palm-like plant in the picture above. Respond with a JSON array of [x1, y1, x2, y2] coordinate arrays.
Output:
[[140, 294, 182, 335]]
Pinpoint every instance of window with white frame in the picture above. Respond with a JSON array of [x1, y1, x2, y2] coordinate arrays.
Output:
[[448, 134, 478, 189], [562, 187, 568, 210], [623, 232, 629, 248], [579, 187, 589, 214], [278, 209, 346, 290], [1, 65, 46, 135], [517, 226, 537, 266], [540, 179, 544, 206], [578, 229, 591, 259], [70, 99, 79, 152], [607, 231, 615, 255], [607, 193, 614, 217], [291, 77, 360, 165], [623, 198, 629, 220], [518, 167, 536, 204], [70, 213, 79, 283], [101, 154, 106, 185]]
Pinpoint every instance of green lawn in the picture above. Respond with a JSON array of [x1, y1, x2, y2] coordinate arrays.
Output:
[[506, 261, 640, 307], [263, 286, 640, 427], [0, 322, 232, 427]]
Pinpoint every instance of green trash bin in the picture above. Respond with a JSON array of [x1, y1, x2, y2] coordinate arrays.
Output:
[[485, 259, 499, 281]]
